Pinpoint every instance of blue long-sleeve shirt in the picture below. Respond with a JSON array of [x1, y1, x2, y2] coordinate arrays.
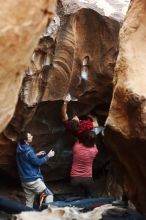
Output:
[[16, 144, 49, 182]]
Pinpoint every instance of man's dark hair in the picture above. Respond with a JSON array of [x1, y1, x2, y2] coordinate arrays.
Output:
[[80, 130, 96, 147], [68, 120, 80, 133], [17, 132, 28, 144]]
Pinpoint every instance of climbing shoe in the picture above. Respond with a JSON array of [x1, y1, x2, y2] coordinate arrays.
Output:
[[112, 199, 128, 208]]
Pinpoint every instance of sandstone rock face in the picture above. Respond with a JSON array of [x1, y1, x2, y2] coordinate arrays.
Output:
[[0, 0, 56, 132], [42, 8, 120, 104], [105, 0, 146, 214], [0, 8, 120, 190]]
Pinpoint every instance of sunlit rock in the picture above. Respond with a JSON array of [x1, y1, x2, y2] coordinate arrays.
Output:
[[42, 8, 120, 104], [61, 0, 130, 22], [105, 0, 146, 214], [0, 0, 56, 132]]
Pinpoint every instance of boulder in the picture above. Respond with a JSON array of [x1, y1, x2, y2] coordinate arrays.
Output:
[[105, 0, 146, 214], [0, 0, 56, 132]]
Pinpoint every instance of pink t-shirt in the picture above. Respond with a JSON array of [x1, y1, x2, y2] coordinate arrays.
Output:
[[71, 141, 98, 177]]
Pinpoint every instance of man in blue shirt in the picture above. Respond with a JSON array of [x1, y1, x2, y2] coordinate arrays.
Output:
[[16, 132, 55, 208]]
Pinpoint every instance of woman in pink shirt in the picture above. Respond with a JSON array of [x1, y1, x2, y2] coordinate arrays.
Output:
[[70, 130, 98, 197]]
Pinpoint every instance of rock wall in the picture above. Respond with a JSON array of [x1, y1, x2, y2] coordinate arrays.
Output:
[[0, 8, 120, 189], [61, 0, 130, 22], [105, 0, 146, 214], [1, 0, 146, 214], [0, 0, 56, 132], [42, 9, 120, 103]]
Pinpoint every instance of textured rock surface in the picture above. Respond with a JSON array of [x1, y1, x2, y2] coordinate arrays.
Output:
[[0, 8, 120, 186], [42, 8, 120, 103], [0, 0, 56, 132], [61, 0, 130, 22], [0, 0, 146, 215], [105, 0, 146, 214]]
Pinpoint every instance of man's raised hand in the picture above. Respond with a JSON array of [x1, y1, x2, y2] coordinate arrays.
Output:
[[63, 93, 71, 102]]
